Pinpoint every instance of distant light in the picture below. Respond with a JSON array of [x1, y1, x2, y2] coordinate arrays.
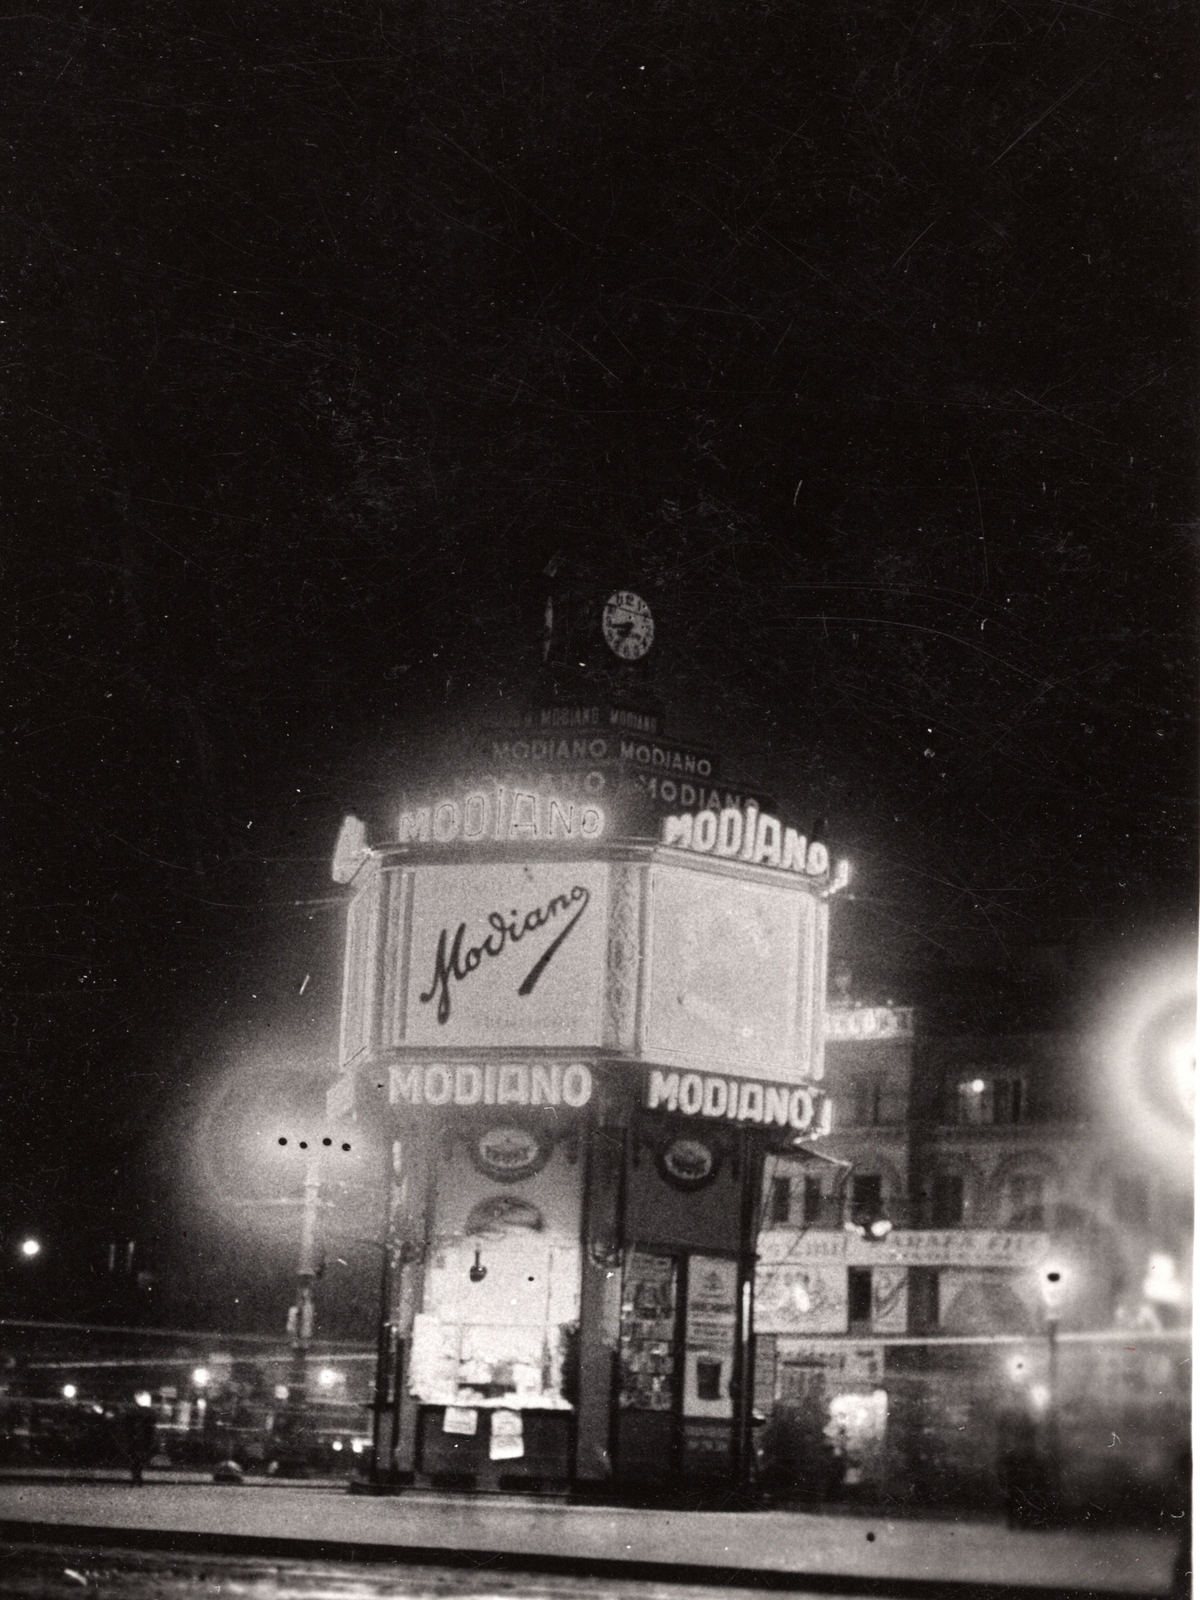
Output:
[[1030, 1384, 1050, 1411], [350, 1439, 364, 1454], [61, 1384, 77, 1399], [191, 1367, 211, 1388], [19, 1238, 41, 1258], [317, 1367, 339, 1389], [969, 1079, 986, 1094], [274, 1384, 289, 1401], [1144, 1253, 1185, 1306], [134, 1392, 153, 1408], [331, 1439, 343, 1451], [868, 1218, 893, 1239]]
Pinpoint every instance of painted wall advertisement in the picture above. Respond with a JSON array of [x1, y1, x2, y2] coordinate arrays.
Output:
[[755, 1262, 849, 1335], [405, 862, 608, 1048]]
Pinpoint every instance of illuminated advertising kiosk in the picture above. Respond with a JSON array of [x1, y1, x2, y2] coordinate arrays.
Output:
[[327, 748, 840, 1498]]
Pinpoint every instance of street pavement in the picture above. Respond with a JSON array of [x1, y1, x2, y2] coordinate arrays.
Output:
[[0, 1475, 1182, 1598]]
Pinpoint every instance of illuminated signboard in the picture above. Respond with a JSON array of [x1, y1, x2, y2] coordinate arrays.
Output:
[[660, 803, 850, 890], [645, 1067, 831, 1134], [825, 1006, 914, 1041], [404, 862, 608, 1048], [511, 704, 659, 735], [391, 1060, 595, 1109], [398, 784, 605, 846], [484, 733, 719, 779]]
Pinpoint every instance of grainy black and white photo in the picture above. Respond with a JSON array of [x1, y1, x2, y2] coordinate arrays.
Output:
[[1, 1, 1194, 1596]]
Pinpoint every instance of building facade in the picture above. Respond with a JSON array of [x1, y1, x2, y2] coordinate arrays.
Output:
[[753, 997, 1192, 1514]]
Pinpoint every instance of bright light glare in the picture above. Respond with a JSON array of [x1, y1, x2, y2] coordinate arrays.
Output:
[[317, 1367, 339, 1389], [61, 1384, 77, 1399], [274, 1384, 289, 1401], [1089, 940, 1196, 1190], [134, 1391, 153, 1408], [1006, 1355, 1028, 1382], [191, 1367, 211, 1388], [1167, 1037, 1195, 1119], [1143, 1252, 1185, 1306], [969, 1079, 986, 1094], [19, 1238, 41, 1258], [1030, 1384, 1050, 1411], [331, 1439, 343, 1451]]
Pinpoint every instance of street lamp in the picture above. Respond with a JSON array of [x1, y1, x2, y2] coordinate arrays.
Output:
[[1038, 1260, 1068, 1509], [18, 1238, 41, 1260]]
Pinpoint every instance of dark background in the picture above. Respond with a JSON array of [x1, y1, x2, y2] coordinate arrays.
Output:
[[2, 0, 1195, 1330]]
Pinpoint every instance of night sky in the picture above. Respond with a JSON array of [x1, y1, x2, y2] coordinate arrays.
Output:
[[3, 0, 1195, 1329]]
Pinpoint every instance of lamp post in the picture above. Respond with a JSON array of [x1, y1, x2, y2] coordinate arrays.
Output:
[[1039, 1261, 1067, 1514], [282, 1147, 323, 1443]]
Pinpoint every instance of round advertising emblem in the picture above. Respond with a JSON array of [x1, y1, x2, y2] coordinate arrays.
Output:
[[470, 1124, 553, 1184], [657, 1136, 720, 1191]]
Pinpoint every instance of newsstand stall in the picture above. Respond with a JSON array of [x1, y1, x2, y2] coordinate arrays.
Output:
[[326, 771, 838, 1497]]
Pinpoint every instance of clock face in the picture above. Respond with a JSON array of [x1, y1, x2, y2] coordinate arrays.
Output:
[[602, 590, 655, 661]]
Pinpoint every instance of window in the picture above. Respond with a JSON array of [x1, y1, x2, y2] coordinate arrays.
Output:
[[908, 1267, 940, 1332], [931, 1174, 964, 1226], [848, 1268, 873, 1325], [850, 1174, 882, 1227], [1004, 1174, 1045, 1229], [853, 1077, 883, 1125], [802, 1175, 823, 1224], [769, 1176, 791, 1225], [954, 1074, 1026, 1125]]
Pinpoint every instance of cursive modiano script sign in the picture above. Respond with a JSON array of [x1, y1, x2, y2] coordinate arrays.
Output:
[[420, 884, 591, 1025]]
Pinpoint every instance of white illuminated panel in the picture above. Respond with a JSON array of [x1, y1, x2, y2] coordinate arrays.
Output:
[[404, 861, 608, 1048], [642, 862, 818, 1081]]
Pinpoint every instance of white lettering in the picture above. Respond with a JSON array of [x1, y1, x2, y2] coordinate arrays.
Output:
[[462, 791, 490, 840], [753, 813, 782, 867], [679, 1073, 704, 1115], [692, 810, 718, 852], [580, 805, 604, 838], [661, 814, 692, 849], [432, 801, 460, 843], [548, 798, 575, 838], [806, 840, 829, 876], [781, 828, 807, 873], [764, 1085, 790, 1126], [424, 1065, 453, 1106], [715, 807, 743, 857], [391, 1064, 422, 1104], [455, 1065, 483, 1105], [703, 1077, 728, 1117], [498, 1064, 529, 1105], [508, 790, 539, 840], [645, 1069, 828, 1132], [740, 801, 759, 861], [647, 1069, 680, 1112], [562, 1063, 593, 1106], [530, 1063, 561, 1106], [738, 1082, 764, 1122], [789, 1087, 814, 1131], [398, 808, 431, 844]]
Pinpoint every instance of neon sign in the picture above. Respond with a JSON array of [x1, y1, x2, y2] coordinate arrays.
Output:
[[398, 785, 605, 846], [390, 1060, 594, 1109], [646, 1067, 832, 1133], [660, 802, 847, 883]]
